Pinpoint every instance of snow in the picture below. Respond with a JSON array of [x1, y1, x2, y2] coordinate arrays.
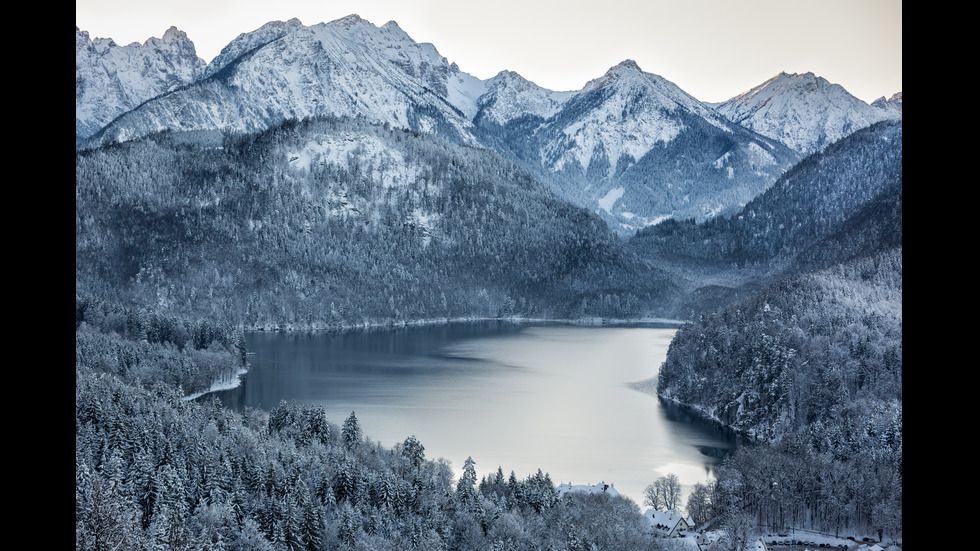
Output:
[[597, 186, 625, 213], [445, 67, 488, 120], [477, 70, 573, 125], [546, 60, 736, 177], [651, 527, 900, 551], [182, 366, 248, 402], [556, 481, 620, 498], [715, 72, 894, 154], [288, 133, 422, 190]]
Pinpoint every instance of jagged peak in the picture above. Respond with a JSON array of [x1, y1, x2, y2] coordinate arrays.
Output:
[[203, 18, 305, 79], [161, 26, 185, 42], [331, 14, 371, 28], [483, 70, 550, 98], [771, 70, 817, 81], [582, 59, 650, 92], [610, 59, 642, 73], [234, 18, 305, 39], [492, 70, 533, 85], [737, 71, 846, 102]]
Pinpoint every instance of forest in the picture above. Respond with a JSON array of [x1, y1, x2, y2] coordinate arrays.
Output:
[[76, 316, 667, 550], [76, 116, 679, 330], [654, 248, 902, 543]]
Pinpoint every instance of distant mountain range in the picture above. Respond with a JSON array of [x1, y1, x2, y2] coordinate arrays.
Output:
[[76, 16, 900, 236]]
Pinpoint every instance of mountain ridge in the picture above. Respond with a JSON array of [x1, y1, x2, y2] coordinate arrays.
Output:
[[77, 16, 900, 237], [713, 71, 900, 154], [76, 25, 206, 144]]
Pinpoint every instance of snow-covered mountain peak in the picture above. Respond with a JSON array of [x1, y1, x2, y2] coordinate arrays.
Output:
[[488, 70, 546, 93], [751, 71, 845, 100], [333, 13, 370, 28], [715, 71, 896, 154], [610, 59, 642, 73], [203, 18, 305, 79], [475, 70, 571, 125], [871, 92, 902, 118], [381, 20, 405, 32], [88, 14, 488, 147], [583, 60, 673, 92], [76, 25, 205, 144], [578, 60, 721, 122], [159, 26, 187, 43]]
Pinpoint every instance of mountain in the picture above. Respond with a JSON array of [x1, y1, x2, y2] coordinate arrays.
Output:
[[76, 116, 679, 328], [75, 26, 206, 145], [713, 72, 900, 155], [79, 17, 802, 236], [474, 70, 573, 126], [81, 15, 482, 149], [629, 119, 902, 316], [474, 60, 801, 235], [871, 92, 903, 119]]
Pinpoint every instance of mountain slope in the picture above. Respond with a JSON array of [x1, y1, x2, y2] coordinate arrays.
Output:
[[714, 72, 899, 155], [630, 119, 902, 268], [75, 26, 205, 145], [76, 116, 679, 327]]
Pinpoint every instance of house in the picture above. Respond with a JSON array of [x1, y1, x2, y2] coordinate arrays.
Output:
[[644, 509, 694, 538]]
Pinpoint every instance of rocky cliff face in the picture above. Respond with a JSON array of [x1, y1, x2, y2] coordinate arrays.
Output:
[[81, 16, 481, 148], [76, 26, 206, 144]]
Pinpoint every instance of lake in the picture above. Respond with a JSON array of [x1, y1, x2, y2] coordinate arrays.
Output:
[[211, 320, 742, 506]]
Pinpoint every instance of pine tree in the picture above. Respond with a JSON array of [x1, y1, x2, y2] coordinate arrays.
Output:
[[342, 412, 361, 449], [402, 435, 425, 474]]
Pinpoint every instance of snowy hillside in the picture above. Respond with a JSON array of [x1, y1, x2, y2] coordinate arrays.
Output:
[[713, 72, 900, 154], [543, 60, 728, 177]]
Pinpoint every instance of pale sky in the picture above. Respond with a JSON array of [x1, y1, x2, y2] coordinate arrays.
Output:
[[76, 0, 901, 104]]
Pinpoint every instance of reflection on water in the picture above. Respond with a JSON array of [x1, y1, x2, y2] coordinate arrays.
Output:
[[210, 321, 741, 505]]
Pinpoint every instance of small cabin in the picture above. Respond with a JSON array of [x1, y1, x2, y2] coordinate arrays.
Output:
[[644, 509, 694, 538]]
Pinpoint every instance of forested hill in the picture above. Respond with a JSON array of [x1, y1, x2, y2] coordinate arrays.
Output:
[[76, 116, 679, 329], [652, 245, 902, 540], [642, 118, 903, 451], [629, 119, 902, 277], [633, 118, 902, 541], [657, 246, 902, 443]]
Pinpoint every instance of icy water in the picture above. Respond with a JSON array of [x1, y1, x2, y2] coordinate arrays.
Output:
[[212, 321, 743, 505]]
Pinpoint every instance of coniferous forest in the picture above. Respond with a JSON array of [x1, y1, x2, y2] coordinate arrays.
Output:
[[638, 121, 902, 545]]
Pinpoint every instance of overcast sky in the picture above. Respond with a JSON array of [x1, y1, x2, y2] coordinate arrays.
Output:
[[76, 0, 901, 104]]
